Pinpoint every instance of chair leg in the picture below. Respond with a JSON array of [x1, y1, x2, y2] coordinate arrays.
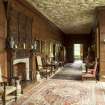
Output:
[[2, 82, 6, 105], [2, 94, 5, 105], [15, 89, 17, 102]]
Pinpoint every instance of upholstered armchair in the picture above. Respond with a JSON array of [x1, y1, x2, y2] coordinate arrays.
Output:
[[82, 61, 98, 81]]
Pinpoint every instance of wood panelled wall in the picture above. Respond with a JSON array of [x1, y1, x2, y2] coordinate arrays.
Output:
[[9, 0, 63, 41], [96, 7, 105, 81], [0, 0, 7, 78], [7, 0, 63, 59], [8, 4, 32, 58], [0, 0, 63, 80]]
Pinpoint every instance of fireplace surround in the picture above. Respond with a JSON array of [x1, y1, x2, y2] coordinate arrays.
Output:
[[13, 58, 30, 80]]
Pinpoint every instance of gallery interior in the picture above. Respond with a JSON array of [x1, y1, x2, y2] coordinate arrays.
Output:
[[0, 0, 105, 105]]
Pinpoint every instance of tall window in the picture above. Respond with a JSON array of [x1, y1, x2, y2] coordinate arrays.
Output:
[[74, 44, 83, 60]]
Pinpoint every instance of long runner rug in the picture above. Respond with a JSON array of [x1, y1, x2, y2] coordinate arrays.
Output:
[[11, 79, 105, 105]]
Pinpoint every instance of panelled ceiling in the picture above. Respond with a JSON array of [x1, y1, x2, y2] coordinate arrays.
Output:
[[26, 0, 105, 34]]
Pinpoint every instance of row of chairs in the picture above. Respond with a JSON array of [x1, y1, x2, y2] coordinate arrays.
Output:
[[36, 55, 59, 79]]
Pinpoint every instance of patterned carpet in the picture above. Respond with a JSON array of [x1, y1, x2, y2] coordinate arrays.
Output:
[[11, 79, 105, 105]]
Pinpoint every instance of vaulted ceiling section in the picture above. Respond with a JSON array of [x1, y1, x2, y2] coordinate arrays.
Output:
[[26, 0, 105, 34]]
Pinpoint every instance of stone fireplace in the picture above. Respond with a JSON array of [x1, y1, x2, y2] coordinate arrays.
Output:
[[13, 58, 30, 80]]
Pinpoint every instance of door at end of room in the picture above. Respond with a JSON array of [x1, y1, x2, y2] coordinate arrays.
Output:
[[73, 44, 83, 61]]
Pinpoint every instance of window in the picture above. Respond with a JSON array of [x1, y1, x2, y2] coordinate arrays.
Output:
[[74, 44, 83, 60]]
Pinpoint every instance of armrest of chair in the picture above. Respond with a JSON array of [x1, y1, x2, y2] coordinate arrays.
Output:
[[0, 81, 18, 105], [0, 81, 17, 97]]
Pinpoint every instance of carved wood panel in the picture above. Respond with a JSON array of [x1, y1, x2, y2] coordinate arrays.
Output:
[[8, 8, 18, 43], [15, 50, 30, 59], [0, 0, 6, 39], [8, 6, 32, 58], [26, 17, 32, 48], [18, 13, 26, 48]]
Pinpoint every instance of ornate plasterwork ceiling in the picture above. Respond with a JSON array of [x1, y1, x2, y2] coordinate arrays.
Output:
[[26, 0, 105, 34]]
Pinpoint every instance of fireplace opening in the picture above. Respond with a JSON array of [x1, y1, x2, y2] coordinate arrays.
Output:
[[13, 63, 26, 81], [13, 58, 30, 81]]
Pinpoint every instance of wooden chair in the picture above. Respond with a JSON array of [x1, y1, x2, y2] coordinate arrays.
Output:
[[0, 76, 18, 105], [0, 66, 20, 105], [50, 61, 59, 73], [82, 61, 98, 81], [36, 55, 51, 79], [42, 56, 57, 74]]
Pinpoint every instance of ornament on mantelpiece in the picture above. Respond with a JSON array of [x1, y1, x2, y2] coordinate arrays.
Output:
[[15, 44, 18, 49], [31, 39, 37, 52], [33, 40, 37, 50], [10, 36, 15, 49]]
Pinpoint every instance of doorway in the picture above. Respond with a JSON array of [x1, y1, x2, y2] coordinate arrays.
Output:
[[74, 44, 83, 61]]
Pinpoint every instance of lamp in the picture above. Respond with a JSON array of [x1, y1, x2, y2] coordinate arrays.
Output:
[[49, 52, 54, 63]]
